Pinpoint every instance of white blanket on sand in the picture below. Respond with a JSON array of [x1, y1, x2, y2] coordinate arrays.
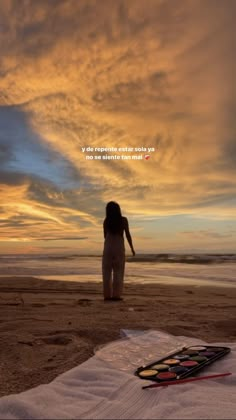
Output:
[[0, 330, 235, 419]]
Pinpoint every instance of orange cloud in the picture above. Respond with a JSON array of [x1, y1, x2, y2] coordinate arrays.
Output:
[[0, 0, 235, 252]]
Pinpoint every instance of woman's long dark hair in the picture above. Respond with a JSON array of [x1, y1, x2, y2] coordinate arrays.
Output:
[[105, 201, 123, 234]]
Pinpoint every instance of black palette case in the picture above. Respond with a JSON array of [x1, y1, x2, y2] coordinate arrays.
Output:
[[135, 345, 231, 382]]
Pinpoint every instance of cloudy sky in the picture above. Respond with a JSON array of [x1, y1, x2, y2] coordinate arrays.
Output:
[[0, 0, 235, 254]]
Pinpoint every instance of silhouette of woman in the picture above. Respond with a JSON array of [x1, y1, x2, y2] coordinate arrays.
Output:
[[102, 201, 135, 301]]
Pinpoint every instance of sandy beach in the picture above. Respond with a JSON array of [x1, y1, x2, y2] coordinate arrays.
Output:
[[0, 276, 236, 397]]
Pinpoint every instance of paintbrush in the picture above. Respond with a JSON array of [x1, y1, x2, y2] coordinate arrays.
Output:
[[142, 372, 232, 389]]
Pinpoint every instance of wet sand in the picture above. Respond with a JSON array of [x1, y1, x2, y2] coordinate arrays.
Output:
[[0, 276, 236, 397]]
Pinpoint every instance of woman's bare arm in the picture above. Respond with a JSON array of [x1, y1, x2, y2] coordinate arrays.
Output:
[[124, 217, 135, 256], [103, 220, 107, 239]]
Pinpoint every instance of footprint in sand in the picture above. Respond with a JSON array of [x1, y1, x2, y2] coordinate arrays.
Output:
[[18, 340, 33, 346], [76, 299, 92, 306], [41, 334, 72, 345]]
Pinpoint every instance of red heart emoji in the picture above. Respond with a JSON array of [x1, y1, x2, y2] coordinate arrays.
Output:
[[144, 154, 150, 160]]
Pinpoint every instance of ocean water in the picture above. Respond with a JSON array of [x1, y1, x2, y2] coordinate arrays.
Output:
[[0, 254, 236, 288]]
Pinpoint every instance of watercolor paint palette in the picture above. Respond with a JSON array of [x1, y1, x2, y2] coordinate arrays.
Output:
[[135, 345, 231, 382]]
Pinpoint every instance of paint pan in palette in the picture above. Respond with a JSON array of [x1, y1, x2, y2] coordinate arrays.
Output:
[[135, 345, 231, 383]]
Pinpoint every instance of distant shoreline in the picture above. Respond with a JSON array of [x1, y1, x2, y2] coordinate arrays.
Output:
[[1, 253, 236, 264], [0, 274, 235, 289]]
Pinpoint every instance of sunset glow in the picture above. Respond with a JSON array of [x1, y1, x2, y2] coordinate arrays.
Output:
[[0, 0, 235, 254]]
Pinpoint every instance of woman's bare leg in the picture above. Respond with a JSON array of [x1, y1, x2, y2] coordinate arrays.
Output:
[[112, 254, 125, 298], [102, 255, 112, 299]]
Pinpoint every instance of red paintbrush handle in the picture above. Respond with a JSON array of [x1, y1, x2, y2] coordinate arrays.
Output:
[[142, 372, 232, 389]]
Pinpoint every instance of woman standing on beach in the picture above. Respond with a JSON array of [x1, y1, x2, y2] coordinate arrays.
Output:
[[102, 201, 135, 301]]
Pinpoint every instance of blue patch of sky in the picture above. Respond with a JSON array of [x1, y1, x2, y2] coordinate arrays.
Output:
[[8, 142, 79, 189], [134, 214, 236, 235], [0, 106, 80, 189]]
